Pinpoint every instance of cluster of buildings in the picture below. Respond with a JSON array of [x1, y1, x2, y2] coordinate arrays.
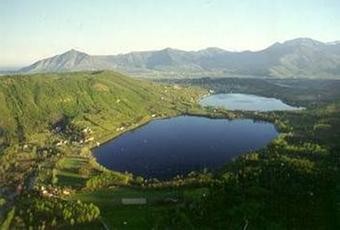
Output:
[[39, 185, 71, 198]]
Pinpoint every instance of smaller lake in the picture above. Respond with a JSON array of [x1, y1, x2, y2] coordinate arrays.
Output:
[[200, 93, 302, 112], [93, 116, 278, 179]]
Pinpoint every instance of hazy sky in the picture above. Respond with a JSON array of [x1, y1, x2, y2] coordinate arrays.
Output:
[[1, 0, 339, 67]]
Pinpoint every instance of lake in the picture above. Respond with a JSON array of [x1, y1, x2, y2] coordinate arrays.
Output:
[[200, 93, 302, 111], [93, 116, 278, 179]]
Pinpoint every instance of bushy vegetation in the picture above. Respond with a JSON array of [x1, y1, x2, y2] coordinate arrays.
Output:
[[161, 137, 334, 229], [144, 171, 215, 189], [13, 193, 100, 228], [0, 207, 15, 230], [86, 171, 132, 189]]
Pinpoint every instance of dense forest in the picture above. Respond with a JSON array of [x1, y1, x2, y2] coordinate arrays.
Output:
[[1, 72, 340, 229]]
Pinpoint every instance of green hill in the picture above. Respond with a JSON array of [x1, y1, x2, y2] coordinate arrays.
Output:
[[0, 71, 204, 146]]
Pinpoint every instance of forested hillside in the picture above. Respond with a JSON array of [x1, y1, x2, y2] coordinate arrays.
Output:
[[0, 71, 203, 146]]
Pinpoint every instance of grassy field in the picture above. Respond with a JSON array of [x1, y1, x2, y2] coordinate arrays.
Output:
[[70, 187, 209, 229], [55, 154, 90, 187]]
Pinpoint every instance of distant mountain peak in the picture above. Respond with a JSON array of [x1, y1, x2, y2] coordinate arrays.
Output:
[[203, 47, 226, 52], [68, 48, 79, 52], [61, 49, 88, 57], [162, 47, 174, 51], [281, 37, 324, 47], [159, 47, 183, 53], [198, 47, 227, 56]]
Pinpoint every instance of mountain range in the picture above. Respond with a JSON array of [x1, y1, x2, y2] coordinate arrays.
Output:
[[19, 38, 340, 79]]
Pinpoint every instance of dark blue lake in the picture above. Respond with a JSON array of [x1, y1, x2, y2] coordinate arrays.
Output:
[[93, 116, 278, 179]]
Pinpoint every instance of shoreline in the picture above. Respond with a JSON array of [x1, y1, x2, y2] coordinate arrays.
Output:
[[89, 110, 283, 180]]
